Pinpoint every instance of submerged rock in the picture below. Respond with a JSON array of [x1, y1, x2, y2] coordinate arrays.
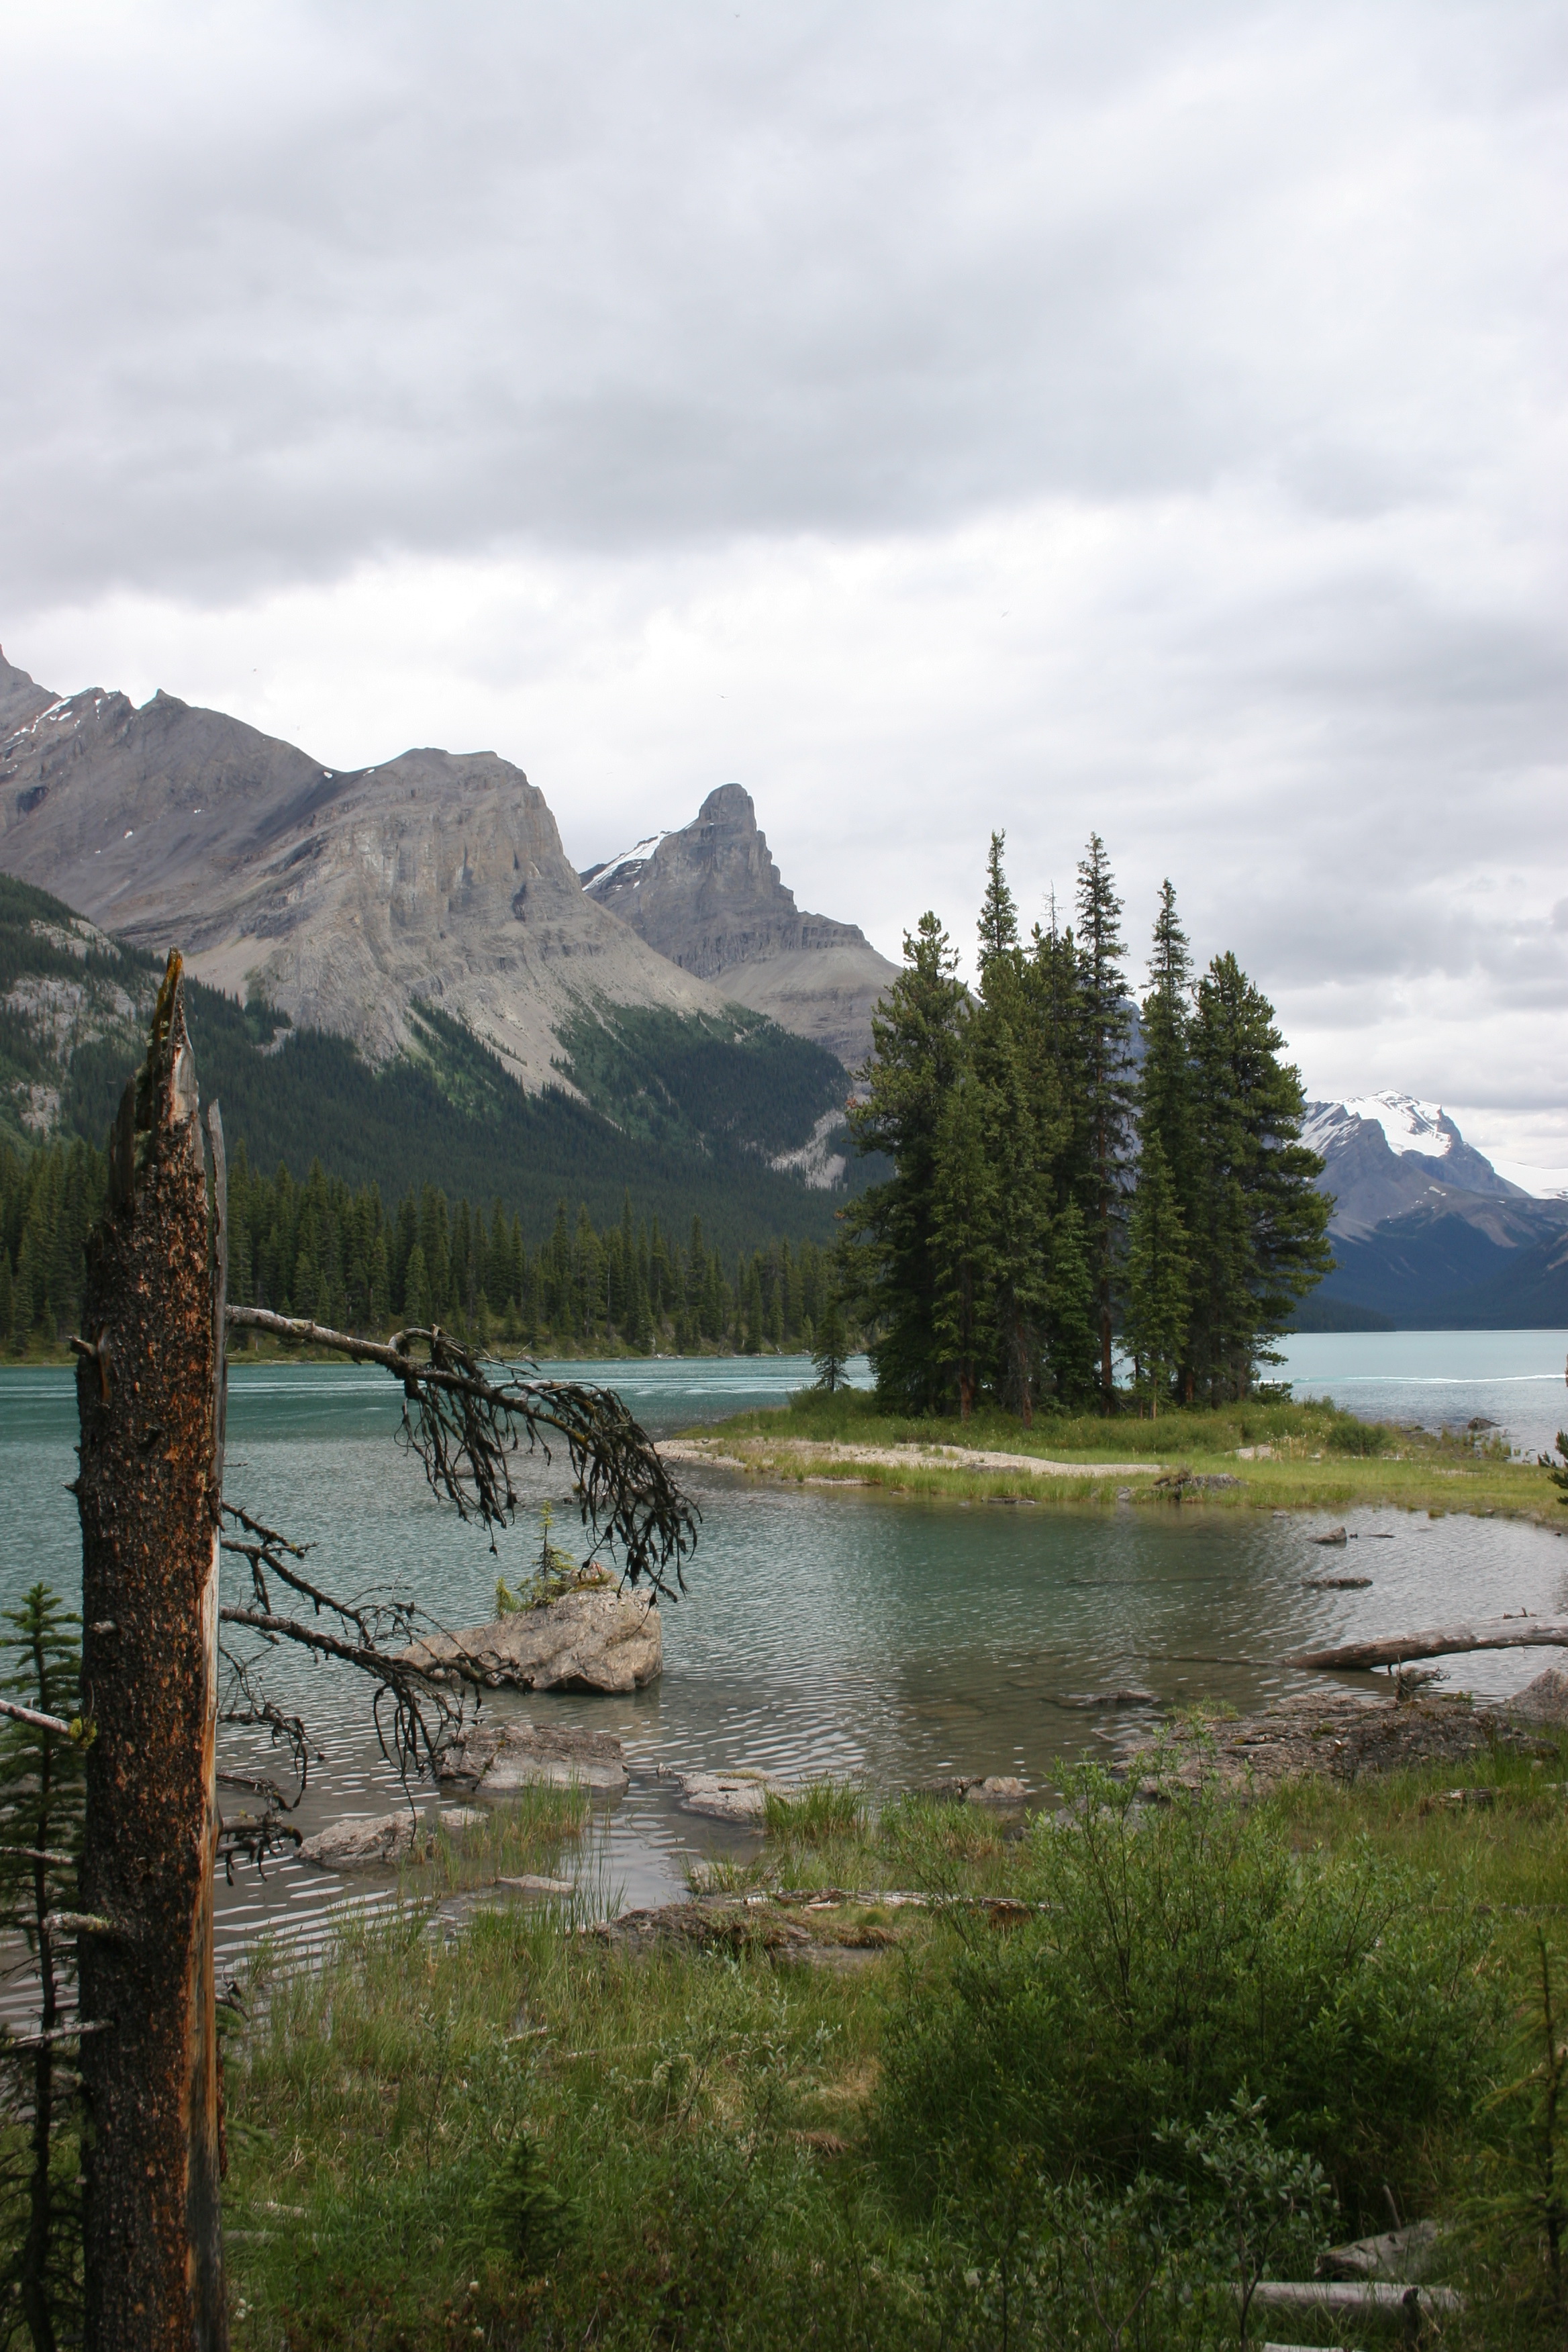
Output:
[[296, 1803, 488, 1869], [402, 1587, 662, 1695], [440, 1719, 630, 1796], [674, 1769, 779, 1822], [298, 1812, 422, 1869]]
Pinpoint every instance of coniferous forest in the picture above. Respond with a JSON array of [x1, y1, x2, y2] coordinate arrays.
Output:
[[844, 834, 1332, 1416], [0, 1138, 840, 1361]]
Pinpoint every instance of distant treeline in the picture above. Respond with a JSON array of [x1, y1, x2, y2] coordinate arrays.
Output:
[[0, 1137, 842, 1357]]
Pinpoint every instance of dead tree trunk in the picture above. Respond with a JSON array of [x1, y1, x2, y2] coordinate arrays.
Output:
[[1290, 1619, 1568, 1671], [72, 954, 227, 2352]]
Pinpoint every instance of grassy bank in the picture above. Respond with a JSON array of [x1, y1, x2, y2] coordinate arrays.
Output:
[[693, 1386, 1567, 1523], [221, 1733, 1568, 2349]]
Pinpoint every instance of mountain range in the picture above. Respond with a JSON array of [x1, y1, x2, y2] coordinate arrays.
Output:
[[0, 647, 892, 1089], [5, 645, 1565, 1324], [1301, 1093, 1568, 1330]]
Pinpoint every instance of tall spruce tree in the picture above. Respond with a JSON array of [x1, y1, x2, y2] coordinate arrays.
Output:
[[1073, 835, 1136, 1410], [844, 912, 971, 1412], [1137, 880, 1199, 1399], [929, 1067, 997, 1420], [1187, 953, 1333, 1400], [973, 838, 1055, 1424], [1123, 1132, 1192, 1415]]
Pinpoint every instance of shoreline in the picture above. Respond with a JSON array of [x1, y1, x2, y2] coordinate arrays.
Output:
[[663, 1422, 1568, 1524]]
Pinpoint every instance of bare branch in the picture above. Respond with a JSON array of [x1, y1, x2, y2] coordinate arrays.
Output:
[[0, 1695, 72, 1738], [225, 1306, 699, 1594]]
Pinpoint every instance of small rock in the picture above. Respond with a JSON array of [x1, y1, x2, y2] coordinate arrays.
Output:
[[440, 1720, 630, 1796], [1302, 1575, 1373, 1590], [1310, 1526, 1349, 1546], [297, 1812, 422, 1870], [1234, 1444, 1273, 1460], [497, 1873, 576, 1896], [1318, 2219, 1440, 2283], [676, 1769, 779, 1822], [440, 1806, 489, 1834], [965, 1776, 1028, 1806]]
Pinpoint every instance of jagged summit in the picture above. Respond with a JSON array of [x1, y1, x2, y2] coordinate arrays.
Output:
[[1303, 1090, 1530, 1234], [0, 654, 725, 1087], [583, 784, 898, 1067]]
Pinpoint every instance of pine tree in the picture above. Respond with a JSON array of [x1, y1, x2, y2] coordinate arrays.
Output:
[[812, 1293, 850, 1393], [0, 1251, 13, 1353], [1123, 1132, 1192, 1415], [1187, 954, 1333, 1401], [1043, 1198, 1098, 1410], [929, 1069, 997, 1419], [972, 842, 1055, 1423], [844, 912, 971, 1412], [1075, 835, 1136, 1410], [0, 1585, 87, 2352], [403, 1242, 432, 1329], [1138, 880, 1199, 1399]]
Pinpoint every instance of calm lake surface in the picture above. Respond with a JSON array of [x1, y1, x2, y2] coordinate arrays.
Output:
[[3, 1330, 1566, 1972]]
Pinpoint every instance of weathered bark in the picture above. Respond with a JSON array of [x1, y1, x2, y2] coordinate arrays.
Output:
[[72, 955, 228, 2352], [1290, 1619, 1568, 1671]]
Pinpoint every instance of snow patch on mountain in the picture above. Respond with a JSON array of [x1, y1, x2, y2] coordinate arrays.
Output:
[[1489, 1157, 1568, 1202], [1302, 1092, 1459, 1163]]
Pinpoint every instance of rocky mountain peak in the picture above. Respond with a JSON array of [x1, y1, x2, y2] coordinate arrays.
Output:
[[581, 783, 899, 1066]]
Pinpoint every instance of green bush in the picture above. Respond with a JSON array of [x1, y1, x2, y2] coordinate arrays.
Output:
[[871, 1769, 1496, 2234], [1326, 1412, 1393, 1456]]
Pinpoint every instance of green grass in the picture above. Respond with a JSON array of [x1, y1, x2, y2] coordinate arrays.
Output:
[[219, 1741, 1568, 2349], [697, 1385, 1565, 1523]]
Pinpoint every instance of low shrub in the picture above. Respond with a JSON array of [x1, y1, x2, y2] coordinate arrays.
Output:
[[1326, 1414, 1394, 1457], [871, 1767, 1497, 2235]]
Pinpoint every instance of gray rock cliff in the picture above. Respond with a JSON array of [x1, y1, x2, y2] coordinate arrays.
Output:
[[0, 652, 728, 1089], [583, 784, 899, 1069]]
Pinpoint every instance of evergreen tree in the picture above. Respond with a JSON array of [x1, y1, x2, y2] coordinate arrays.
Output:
[[1043, 1198, 1098, 1410], [1123, 1132, 1192, 1415], [844, 913, 971, 1412], [0, 1585, 87, 2352], [403, 1242, 432, 1329], [1138, 880, 1199, 1397], [929, 1068, 997, 1419], [0, 1251, 13, 1353], [1187, 954, 1333, 1401], [812, 1292, 850, 1393], [1074, 834, 1136, 1410], [972, 844, 1055, 1423]]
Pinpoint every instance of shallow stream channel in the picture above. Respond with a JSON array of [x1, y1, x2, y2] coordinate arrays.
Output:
[[5, 1341, 1568, 1987]]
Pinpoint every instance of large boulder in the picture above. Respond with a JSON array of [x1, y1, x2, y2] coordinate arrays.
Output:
[[403, 1587, 661, 1695], [440, 1719, 630, 1796], [1504, 1667, 1568, 1724]]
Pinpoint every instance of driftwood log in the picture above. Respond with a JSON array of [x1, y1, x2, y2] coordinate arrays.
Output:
[[1291, 1618, 1568, 1671], [1245, 2280, 1463, 2315]]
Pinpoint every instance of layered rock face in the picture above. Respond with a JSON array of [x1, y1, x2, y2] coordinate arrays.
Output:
[[583, 784, 898, 1069], [0, 650, 725, 1087]]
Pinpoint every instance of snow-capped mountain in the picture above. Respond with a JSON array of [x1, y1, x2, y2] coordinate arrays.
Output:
[[1304, 1091, 1536, 1234], [1302, 1090, 1568, 1328]]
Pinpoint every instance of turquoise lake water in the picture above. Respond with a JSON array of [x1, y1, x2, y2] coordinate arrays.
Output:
[[2, 1331, 1565, 1962]]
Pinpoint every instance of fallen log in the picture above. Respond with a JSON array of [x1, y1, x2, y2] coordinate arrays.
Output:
[[1290, 1618, 1568, 1671], [1246, 2281, 1463, 2316]]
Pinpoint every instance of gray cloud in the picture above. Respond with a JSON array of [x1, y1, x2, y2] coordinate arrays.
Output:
[[4, 0, 1566, 1156]]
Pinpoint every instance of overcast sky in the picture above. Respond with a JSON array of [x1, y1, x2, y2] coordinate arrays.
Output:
[[5, 0, 1565, 1164]]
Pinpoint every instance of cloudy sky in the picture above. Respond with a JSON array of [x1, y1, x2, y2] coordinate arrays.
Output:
[[5, 0, 1565, 1165]]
